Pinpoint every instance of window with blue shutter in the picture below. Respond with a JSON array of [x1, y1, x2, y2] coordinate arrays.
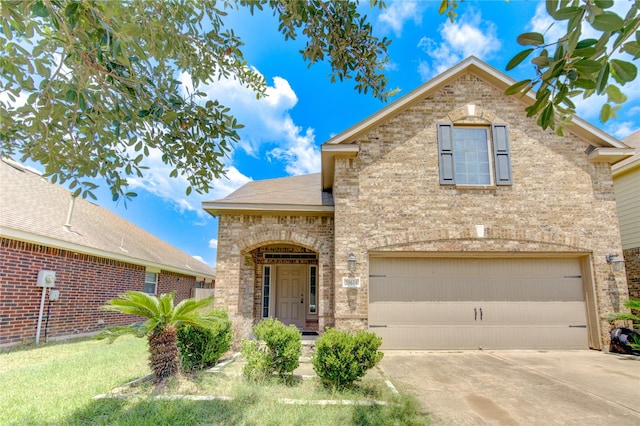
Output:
[[437, 123, 512, 186]]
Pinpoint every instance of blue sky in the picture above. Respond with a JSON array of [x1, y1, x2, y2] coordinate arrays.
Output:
[[16, 1, 640, 268]]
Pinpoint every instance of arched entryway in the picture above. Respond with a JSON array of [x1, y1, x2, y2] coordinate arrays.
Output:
[[247, 244, 319, 332]]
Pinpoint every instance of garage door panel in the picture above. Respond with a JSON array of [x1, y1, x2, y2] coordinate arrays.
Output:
[[369, 302, 587, 325], [368, 257, 588, 350], [373, 325, 587, 350]]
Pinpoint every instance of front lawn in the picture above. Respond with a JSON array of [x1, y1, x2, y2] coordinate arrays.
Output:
[[1, 336, 428, 425]]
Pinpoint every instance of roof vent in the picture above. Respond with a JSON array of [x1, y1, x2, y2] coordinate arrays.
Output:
[[63, 197, 76, 230], [584, 145, 597, 155]]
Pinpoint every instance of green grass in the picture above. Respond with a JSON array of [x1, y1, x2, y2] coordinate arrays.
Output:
[[1, 337, 428, 425], [0, 335, 149, 425]]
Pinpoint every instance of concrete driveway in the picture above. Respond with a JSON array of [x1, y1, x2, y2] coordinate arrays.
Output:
[[378, 350, 640, 425]]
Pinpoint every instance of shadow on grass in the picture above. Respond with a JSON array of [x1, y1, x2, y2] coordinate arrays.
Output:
[[64, 397, 249, 425]]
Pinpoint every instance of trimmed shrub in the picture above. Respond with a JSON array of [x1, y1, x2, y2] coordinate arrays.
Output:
[[312, 328, 384, 389], [241, 318, 302, 380], [177, 308, 232, 371]]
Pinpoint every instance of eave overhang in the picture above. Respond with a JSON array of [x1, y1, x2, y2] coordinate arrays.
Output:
[[587, 147, 635, 165], [321, 144, 359, 191], [202, 202, 335, 217], [319, 56, 631, 190]]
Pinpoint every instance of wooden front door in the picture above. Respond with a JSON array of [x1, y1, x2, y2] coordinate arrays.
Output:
[[276, 265, 306, 329]]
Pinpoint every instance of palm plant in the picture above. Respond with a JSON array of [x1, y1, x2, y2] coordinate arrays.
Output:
[[100, 291, 217, 382], [607, 297, 640, 324]]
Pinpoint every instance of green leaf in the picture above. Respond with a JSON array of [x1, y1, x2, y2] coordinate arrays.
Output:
[[539, 103, 555, 130], [506, 48, 534, 71], [596, 62, 610, 94], [31, 1, 49, 18], [531, 55, 550, 68], [554, 6, 582, 20], [137, 110, 150, 117], [594, 0, 614, 9], [505, 79, 532, 96], [575, 38, 598, 49], [591, 12, 624, 32], [622, 41, 640, 59], [610, 59, 637, 83], [600, 103, 612, 122], [573, 78, 597, 89], [65, 2, 80, 18], [573, 59, 602, 74], [120, 23, 142, 38], [605, 85, 627, 103], [517, 32, 545, 46]]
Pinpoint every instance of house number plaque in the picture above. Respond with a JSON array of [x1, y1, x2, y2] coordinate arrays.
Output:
[[342, 277, 361, 288]]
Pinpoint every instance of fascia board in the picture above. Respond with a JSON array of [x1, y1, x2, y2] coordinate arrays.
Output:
[[202, 203, 335, 216], [323, 56, 627, 150], [0, 226, 214, 279], [587, 147, 635, 164]]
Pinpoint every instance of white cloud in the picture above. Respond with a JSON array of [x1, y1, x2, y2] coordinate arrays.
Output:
[[417, 8, 501, 79], [378, 1, 424, 37], [208, 238, 218, 249], [125, 67, 322, 215], [127, 144, 251, 217], [606, 121, 639, 140], [180, 71, 320, 176], [527, 2, 565, 43]]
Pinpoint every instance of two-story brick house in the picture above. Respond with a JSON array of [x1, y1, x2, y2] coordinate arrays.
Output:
[[204, 57, 633, 350]]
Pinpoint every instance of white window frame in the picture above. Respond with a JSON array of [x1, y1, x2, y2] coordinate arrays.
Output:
[[144, 271, 158, 295], [452, 127, 493, 186], [309, 265, 317, 314], [262, 265, 272, 318]]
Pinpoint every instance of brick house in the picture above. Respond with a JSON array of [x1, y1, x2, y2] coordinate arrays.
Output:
[[204, 57, 633, 350], [612, 130, 640, 301], [0, 159, 216, 347]]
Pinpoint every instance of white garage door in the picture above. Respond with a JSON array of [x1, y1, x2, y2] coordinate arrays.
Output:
[[369, 257, 588, 350]]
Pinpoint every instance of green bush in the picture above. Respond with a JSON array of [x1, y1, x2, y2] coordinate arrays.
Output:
[[312, 328, 383, 389], [241, 318, 301, 380], [177, 308, 232, 371]]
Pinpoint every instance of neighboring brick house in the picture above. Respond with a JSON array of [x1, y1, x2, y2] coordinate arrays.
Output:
[[204, 57, 633, 350], [0, 159, 215, 347], [612, 130, 640, 300]]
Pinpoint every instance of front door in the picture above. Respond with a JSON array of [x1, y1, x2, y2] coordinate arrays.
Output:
[[276, 265, 306, 329]]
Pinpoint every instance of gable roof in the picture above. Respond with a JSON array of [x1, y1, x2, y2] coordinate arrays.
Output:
[[203, 173, 333, 215], [0, 159, 215, 279], [321, 56, 633, 190]]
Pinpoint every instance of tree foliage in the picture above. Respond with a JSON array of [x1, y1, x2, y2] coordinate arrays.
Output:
[[505, 0, 639, 134], [0, 0, 391, 201], [443, 0, 639, 135]]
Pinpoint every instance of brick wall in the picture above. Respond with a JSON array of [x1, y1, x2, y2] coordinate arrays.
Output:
[[215, 214, 334, 330], [624, 247, 640, 299], [0, 237, 195, 347]]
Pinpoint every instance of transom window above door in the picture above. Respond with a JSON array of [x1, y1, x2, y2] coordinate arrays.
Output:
[[437, 123, 512, 186]]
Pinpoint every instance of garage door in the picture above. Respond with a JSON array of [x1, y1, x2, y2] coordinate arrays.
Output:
[[369, 257, 588, 350]]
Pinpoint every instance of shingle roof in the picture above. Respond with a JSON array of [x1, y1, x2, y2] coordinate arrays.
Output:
[[202, 173, 333, 215], [0, 159, 215, 279]]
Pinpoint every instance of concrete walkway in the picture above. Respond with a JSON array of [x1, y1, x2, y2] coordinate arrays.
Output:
[[378, 350, 640, 425]]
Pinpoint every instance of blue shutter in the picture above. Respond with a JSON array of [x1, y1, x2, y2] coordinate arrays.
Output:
[[492, 124, 512, 185], [438, 124, 455, 184]]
